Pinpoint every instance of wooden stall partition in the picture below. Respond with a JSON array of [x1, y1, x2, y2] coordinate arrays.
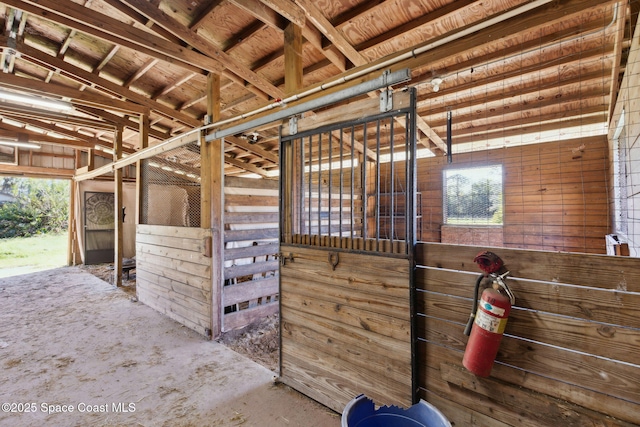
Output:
[[410, 135, 610, 253], [222, 176, 280, 332], [280, 243, 413, 413], [416, 242, 640, 426], [136, 224, 212, 337]]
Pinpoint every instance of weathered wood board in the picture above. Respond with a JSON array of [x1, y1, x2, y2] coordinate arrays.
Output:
[[416, 242, 640, 426], [279, 243, 413, 414], [136, 224, 212, 337], [222, 176, 280, 332]]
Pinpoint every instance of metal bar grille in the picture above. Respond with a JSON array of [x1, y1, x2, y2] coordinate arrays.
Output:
[[280, 89, 417, 256]]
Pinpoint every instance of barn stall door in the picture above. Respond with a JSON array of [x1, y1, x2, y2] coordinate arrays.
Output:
[[279, 88, 418, 412], [84, 191, 115, 265]]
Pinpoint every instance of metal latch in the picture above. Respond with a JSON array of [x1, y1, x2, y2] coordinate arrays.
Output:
[[279, 252, 294, 266]]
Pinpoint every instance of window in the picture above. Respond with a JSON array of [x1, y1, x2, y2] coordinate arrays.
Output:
[[443, 165, 503, 225]]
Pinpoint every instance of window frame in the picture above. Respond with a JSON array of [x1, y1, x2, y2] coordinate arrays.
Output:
[[442, 164, 504, 226]]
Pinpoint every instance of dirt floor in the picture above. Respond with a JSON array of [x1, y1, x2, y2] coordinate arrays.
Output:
[[0, 266, 340, 427], [79, 263, 281, 373]]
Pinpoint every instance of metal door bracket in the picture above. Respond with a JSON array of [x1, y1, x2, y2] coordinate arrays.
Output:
[[289, 116, 298, 135], [380, 88, 393, 112]]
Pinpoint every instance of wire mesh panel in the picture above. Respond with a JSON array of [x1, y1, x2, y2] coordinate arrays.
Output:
[[443, 165, 503, 226], [140, 142, 202, 227], [280, 89, 417, 255]]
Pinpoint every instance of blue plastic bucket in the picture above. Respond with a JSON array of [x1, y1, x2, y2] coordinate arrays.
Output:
[[342, 395, 451, 427]]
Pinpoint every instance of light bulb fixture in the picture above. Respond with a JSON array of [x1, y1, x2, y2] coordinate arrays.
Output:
[[431, 77, 443, 92], [0, 90, 73, 111], [0, 140, 41, 149]]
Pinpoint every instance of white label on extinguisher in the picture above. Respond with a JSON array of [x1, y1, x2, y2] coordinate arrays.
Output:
[[475, 310, 508, 334], [482, 301, 506, 317]]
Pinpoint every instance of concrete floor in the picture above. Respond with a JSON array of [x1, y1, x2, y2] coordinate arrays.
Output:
[[0, 267, 340, 427]]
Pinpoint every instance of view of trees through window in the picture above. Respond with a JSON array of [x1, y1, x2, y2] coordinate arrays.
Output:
[[443, 165, 503, 225]]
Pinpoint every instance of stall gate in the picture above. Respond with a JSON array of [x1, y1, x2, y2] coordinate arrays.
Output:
[[279, 88, 418, 412]]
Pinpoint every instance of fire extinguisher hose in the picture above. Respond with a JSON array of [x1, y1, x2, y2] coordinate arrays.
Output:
[[464, 273, 485, 336]]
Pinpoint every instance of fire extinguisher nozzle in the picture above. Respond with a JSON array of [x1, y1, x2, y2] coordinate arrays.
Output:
[[463, 314, 474, 336]]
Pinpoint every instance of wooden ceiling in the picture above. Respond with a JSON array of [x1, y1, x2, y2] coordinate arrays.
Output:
[[0, 0, 634, 178]]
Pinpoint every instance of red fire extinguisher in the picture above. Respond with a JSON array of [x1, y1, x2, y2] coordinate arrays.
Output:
[[462, 251, 515, 377]]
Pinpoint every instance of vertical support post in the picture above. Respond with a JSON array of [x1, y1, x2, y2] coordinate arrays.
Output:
[[67, 178, 77, 266], [283, 21, 303, 243], [87, 148, 95, 171], [114, 126, 123, 287], [284, 22, 303, 94], [204, 72, 223, 339]]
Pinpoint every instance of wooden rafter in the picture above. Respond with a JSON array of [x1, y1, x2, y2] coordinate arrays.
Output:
[[3, 37, 201, 128], [2, 0, 225, 74], [0, 73, 148, 114], [120, 0, 284, 100]]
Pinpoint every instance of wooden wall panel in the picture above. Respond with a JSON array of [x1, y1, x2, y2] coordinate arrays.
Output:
[[136, 224, 212, 337], [416, 242, 640, 426], [387, 135, 610, 253], [279, 244, 413, 414]]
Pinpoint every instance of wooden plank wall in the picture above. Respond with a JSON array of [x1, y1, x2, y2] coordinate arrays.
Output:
[[406, 135, 610, 253], [136, 224, 212, 336], [416, 242, 640, 426], [279, 243, 413, 414], [222, 176, 279, 331]]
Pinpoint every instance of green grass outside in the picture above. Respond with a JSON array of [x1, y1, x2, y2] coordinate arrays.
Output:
[[0, 232, 68, 278]]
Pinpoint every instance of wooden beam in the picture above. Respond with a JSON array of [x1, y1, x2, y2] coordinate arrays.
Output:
[[152, 72, 197, 100], [190, 0, 225, 32], [123, 58, 158, 89], [3, 0, 224, 75], [293, 1, 445, 153], [284, 23, 303, 96], [1, 116, 102, 145], [0, 164, 74, 178], [101, 0, 185, 45], [294, 0, 364, 66], [230, 0, 287, 31], [283, 21, 303, 243], [204, 72, 223, 339], [224, 155, 272, 177], [120, 0, 284, 100], [0, 73, 148, 114], [257, 0, 307, 27], [225, 135, 279, 164], [7, 37, 201, 127], [67, 178, 79, 265], [0, 102, 116, 130], [353, 0, 475, 52], [302, 25, 347, 72], [377, 0, 617, 79], [73, 106, 170, 143]]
